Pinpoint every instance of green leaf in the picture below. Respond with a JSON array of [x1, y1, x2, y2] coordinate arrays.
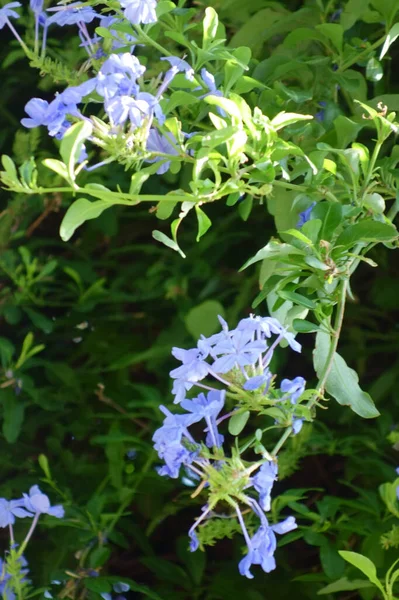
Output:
[[228, 411, 250, 436], [185, 300, 224, 339], [320, 542, 346, 580], [42, 158, 69, 181], [152, 230, 184, 256], [380, 23, 399, 59], [23, 308, 54, 334], [366, 57, 383, 82], [271, 112, 313, 130], [89, 547, 111, 568], [195, 206, 212, 241], [317, 577, 374, 595], [316, 23, 344, 52], [203, 7, 219, 50], [156, 1, 176, 18], [293, 319, 319, 333], [338, 551, 381, 587], [278, 290, 317, 310], [1, 155, 19, 182], [60, 121, 93, 183], [240, 241, 304, 270], [335, 219, 398, 247], [1, 389, 24, 444], [238, 195, 253, 221], [38, 454, 52, 479], [60, 198, 112, 242], [0, 338, 15, 368], [314, 331, 380, 418], [204, 96, 242, 121], [363, 193, 385, 214]]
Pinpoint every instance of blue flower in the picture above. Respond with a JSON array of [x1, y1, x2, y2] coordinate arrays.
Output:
[[243, 372, 271, 391], [0, 499, 32, 527], [292, 418, 303, 434], [161, 57, 194, 82], [182, 390, 225, 448], [101, 52, 146, 80], [211, 329, 267, 374], [0, 2, 21, 29], [280, 377, 306, 403], [297, 202, 316, 228], [120, 0, 157, 24], [238, 517, 297, 579], [189, 529, 199, 552], [156, 441, 198, 479], [105, 96, 148, 127], [29, 0, 43, 14], [170, 346, 210, 388], [252, 462, 278, 511], [23, 486, 64, 518], [145, 129, 179, 175], [47, 2, 98, 26]]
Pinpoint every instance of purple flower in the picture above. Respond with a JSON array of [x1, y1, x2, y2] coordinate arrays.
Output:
[[145, 129, 179, 174], [0, 2, 21, 28], [23, 486, 64, 518], [0, 499, 32, 527], [243, 372, 271, 391], [47, 2, 98, 26], [120, 0, 157, 24], [297, 202, 316, 228], [280, 377, 306, 404], [156, 441, 197, 479], [170, 346, 210, 389], [201, 68, 222, 97], [211, 329, 267, 374], [239, 517, 297, 579], [182, 390, 225, 448], [189, 529, 199, 551], [252, 462, 278, 512], [161, 57, 194, 82], [292, 418, 303, 434], [29, 0, 43, 14], [101, 52, 145, 80]]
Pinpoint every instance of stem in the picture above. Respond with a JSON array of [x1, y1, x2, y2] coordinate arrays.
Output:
[[18, 513, 39, 555], [361, 141, 383, 202], [9, 524, 14, 546], [271, 277, 349, 457], [337, 35, 387, 72]]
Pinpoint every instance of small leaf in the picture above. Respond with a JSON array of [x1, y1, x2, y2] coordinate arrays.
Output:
[[203, 7, 219, 50], [271, 112, 313, 130], [195, 206, 212, 241], [42, 158, 69, 181], [1, 389, 24, 444], [38, 454, 52, 479], [366, 57, 383, 82], [60, 198, 112, 242], [278, 290, 317, 310], [293, 319, 319, 333], [380, 23, 399, 59], [228, 411, 250, 436], [60, 121, 93, 182], [153, 229, 185, 258]]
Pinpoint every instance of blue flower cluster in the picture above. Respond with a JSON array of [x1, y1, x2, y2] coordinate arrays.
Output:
[[153, 314, 305, 577], [0, 485, 64, 528], [4, 1, 224, 174], [0, 486, 63, 599]]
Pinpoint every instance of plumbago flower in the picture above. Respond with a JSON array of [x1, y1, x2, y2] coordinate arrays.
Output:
[[20, 39, 201, 173], [153, 313, 312, 578]]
